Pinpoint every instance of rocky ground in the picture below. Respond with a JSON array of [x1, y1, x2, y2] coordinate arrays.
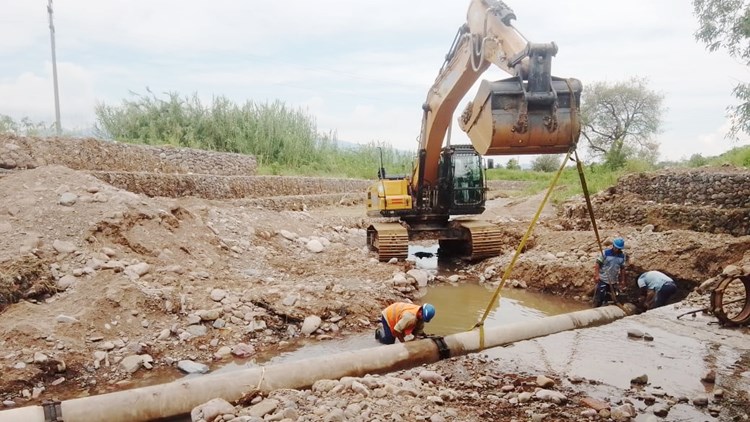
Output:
[[0, 137, 749, 421]]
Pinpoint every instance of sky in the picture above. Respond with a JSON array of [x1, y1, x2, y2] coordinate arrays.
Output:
[[1, 0, 749, 166]]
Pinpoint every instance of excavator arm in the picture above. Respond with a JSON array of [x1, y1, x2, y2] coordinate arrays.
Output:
[[412, 0, 581, 195], [366, 0, 581, 262]]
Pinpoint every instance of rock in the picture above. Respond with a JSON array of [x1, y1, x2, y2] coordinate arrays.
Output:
[[407, 269, 429, 287], [610, 404, 636, 421], [530, 413, 548, 422], [652, 402, 670, 417], [282, 294, 298, 307], [208, 344, 228, 360], [351, 380, 370, 396], [631, 374, 648, 385], [301, 315, 322, 335], [580, 396, 609, 411], [312, 379, 338, 393], [98, 341, 115, 351], [56, 275, 77, 291], [536, 375, 555, 388], [279, 230, 298, 241], [177, 360, 209, 374], [186, 325, 208, 337], [430, 414, 446, 422], [714, 388, 724, 398], [692, 395, 709, 406], [580, 409, 598, 417], [535, 389, 567, 404], [190, 398, 235, 422], [627, 329, 644, 338], [306, 239, 324, 253], [643, 333, 654, 341], [701, 369, 716, 383], [231, 343, 255, 358], [210, 289, 227, 302], [323, 408, 345, 422], [518, 392, 532, 403], [641, 224, 655, 233], [723, 265, 741, 277], [344, 403, 362, 419], [33, 352, 48, 363], [101, 247, 118, 257], [387, 257, 398, 264], [196, 309, 222, 321], [52, 240, 77, 254], [418, 370, 444, 384], [125, 262, 150, 278], [55, 315, 79, 324], [58, 192, 78, 206], [248, 399, 279, 418], [120, 355, 144, 374], [447, 275, 460, 283]]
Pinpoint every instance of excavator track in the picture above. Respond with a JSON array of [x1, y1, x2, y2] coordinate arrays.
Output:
[[454, 220, 503, 260], [367, 223, 409, 262]]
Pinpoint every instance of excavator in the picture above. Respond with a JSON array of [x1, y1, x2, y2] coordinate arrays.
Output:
[[365, 0, 582, 262]]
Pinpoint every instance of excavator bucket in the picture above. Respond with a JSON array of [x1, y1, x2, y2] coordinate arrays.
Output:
[[460, 77, 582, 156]]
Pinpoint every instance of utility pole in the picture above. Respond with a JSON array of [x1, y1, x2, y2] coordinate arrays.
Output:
[[47, 0, 61, 136]]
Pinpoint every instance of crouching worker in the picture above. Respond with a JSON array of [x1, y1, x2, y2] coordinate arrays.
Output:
[[637, 270, 677, 310], [375, 302, 435, 344]]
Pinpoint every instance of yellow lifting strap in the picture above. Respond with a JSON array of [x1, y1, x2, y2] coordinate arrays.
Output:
[[574, 151, 622, 306], [472, 150, 572, 330], [573, 150, 604, 256]]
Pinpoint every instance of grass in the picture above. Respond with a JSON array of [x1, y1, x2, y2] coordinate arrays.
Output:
[[488, 163, 627, 204]]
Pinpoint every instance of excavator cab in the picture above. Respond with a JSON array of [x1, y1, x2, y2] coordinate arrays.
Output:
[[437, 145, 485, 215]]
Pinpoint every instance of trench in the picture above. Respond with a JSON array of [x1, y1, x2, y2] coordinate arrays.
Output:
[[64, 245, 750, 421]]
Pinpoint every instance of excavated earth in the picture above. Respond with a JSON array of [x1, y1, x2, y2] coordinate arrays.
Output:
[[0, 135, 749, 421]]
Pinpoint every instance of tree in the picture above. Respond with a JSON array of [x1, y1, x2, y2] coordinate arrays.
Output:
[[687, 153, 709, 167], [530, 154, 561, 172], [505, 158, 521, 170], [693, 0, 750, 138], [580, 77, 665, 170]]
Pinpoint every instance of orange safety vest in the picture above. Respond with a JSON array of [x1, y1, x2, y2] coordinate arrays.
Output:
[[382, 303, 421, 336]]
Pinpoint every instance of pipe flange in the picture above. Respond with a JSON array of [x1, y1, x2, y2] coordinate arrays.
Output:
[[710, 275, 750, 326]]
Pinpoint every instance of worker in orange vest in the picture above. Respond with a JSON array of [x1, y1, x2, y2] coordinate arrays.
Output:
[[375, 302, 436, 344]]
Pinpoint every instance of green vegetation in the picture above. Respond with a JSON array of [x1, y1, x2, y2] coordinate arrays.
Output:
[[94, 90, 413, 179], [702, 145, 750, 168], [0, 114, 54, 136], [487, 162, 625, 203]]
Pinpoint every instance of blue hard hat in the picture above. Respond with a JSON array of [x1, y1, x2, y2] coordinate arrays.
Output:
[[421, 304, 436, 322], [613, 237, 625, 249]]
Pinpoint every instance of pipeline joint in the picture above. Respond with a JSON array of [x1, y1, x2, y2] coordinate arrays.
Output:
[[42, 400, 63, 422], [430, 336, 451, 360]]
